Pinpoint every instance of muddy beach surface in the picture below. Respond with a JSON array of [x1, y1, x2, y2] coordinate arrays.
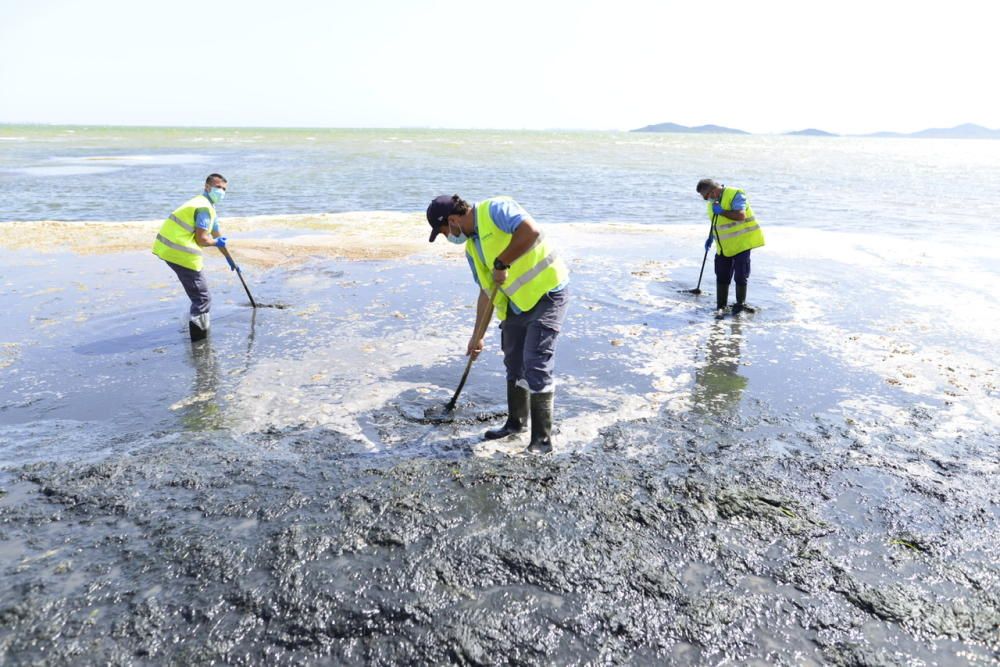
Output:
[[1, 215, 998, 665]]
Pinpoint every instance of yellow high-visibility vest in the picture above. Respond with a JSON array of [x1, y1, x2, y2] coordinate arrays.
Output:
[[708, 187, 764, 257], [152, 194, 216, 271], [467, 198, 569, 321]]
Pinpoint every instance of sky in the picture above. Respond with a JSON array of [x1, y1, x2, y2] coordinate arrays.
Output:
[[1, 0, 998, 134]]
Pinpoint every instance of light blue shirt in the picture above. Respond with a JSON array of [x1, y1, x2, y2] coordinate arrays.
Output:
[[730, 191, 746, 211], [194, 192, 219, 232]]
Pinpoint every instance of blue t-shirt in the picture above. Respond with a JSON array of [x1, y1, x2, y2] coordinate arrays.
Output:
[[194, 193, 219, 232], [730, 192, 746, 211]]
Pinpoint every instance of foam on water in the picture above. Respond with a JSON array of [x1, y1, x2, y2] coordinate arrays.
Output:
[[13, 165, 123, 176], [59, 153, 212, 166]]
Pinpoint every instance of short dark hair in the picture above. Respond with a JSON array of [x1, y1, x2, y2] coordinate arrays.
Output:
[[696, 178, 720, 194], [449, 195, 471, 216], [206, 173, 227, 185]]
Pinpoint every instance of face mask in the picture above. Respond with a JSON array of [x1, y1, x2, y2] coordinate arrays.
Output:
[[207, 187, 225, 204], [446, 221, 466, 244]]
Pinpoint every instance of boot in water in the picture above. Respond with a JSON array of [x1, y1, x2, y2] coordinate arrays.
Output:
[[189, 313, 210, 341], [484, 381, 529, 440], [733, 284, 755, 314], [715, 281, 730, 318]]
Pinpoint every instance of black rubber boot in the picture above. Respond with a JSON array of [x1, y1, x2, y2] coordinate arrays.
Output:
[[484, 381, 529, 440], [733, 284, 755, 314], [715, 281, 730, 318], [189, 320, 208, 341], [526, 392, 554, 455]]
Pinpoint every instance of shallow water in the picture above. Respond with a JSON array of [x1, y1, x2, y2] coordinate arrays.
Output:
[[1, 216, 998, 663]]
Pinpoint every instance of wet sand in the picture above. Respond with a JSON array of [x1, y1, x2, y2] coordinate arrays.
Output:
[[0, 212, 445, 266], [0, 216, 998, 664]]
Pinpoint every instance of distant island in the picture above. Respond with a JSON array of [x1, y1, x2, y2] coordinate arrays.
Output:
[[632, 122, 749, 135], [887, 123, 1000, 139], [631, 122, 1000, 139], [785, 128, 838, 137]]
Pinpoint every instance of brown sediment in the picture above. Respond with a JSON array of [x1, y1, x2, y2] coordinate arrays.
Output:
[[0, 343, 20, 370], [0, 212, 450, 269]]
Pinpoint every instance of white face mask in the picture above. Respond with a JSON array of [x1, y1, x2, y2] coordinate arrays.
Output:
[[207, 187, 226, 204], [446, 221, 467, 244]]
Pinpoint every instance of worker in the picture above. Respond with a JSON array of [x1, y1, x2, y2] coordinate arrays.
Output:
[[696, 178, 765, 316], [152, 174, 230, 341], [426, 194, 570, 454]]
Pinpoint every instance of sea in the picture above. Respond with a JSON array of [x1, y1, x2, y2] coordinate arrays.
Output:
[[1, 124, 997, 241]]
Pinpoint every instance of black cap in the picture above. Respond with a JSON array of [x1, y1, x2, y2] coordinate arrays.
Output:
[[426, 194, 458, 242]]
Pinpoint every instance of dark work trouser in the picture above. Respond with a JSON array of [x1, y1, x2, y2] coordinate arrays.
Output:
[[165, 261, 211, 317], [499, 288, 569, 394], [714, 249, 752, 286]]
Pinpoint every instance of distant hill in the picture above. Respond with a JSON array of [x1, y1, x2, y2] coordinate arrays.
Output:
[[785, 128, 838, 137], [632, 122, 750, 135], [862, 123, 1000, 139], [908, 123, 1000, 139], [630, 121, 999, 139]]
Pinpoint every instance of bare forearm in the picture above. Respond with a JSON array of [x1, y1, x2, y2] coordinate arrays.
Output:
[[495, 218, 540, 266], [465, 288, 494, 358], [195, 230, 217, 247], [473, 289, 492, 337]]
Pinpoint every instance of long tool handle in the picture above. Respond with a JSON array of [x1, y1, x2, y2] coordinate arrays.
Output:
[[444, 286, 499, 411], [219, 247, 257, 308], [445, 355, 477, 413], [696, 215, 720, 291], [693, 246, 709, 292], [689, 216, 716, 294]]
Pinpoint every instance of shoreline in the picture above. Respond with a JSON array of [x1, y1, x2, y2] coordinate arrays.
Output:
[[0, 215, 710, 268]]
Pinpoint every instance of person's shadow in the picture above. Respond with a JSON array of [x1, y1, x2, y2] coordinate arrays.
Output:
[[691, 319, 749, 416]]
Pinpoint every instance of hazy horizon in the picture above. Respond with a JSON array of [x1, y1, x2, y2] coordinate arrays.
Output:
[[1, 121, 994, 136]]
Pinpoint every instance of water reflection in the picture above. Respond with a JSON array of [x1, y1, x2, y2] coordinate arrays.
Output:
[[179, 311, 259, 431], [246, 307, 257, 357], [179, 339, 222, 430], [692, 320, 748, 415]]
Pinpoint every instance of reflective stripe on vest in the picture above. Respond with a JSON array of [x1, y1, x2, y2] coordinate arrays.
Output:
[[708, 187, 765, 257], [169, 213, 196, 233], [504, 249, 560, 297], [717, 223, 762, 241], [155, 233, 202, 256], [466, 198, 569, 321], [152, 194, 215, 271]]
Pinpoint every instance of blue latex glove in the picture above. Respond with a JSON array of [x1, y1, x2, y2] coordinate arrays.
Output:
[[704, 236, 714, 252], [712, 202, 725, 215], [215, 236, 227, 249]]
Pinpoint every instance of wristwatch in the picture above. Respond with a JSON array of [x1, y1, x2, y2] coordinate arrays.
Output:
[[493, 257, 511, 270]]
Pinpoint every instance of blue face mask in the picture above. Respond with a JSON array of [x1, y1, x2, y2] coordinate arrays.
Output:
[[207, 187, 226, 204], [446, 222, 467, 244]]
